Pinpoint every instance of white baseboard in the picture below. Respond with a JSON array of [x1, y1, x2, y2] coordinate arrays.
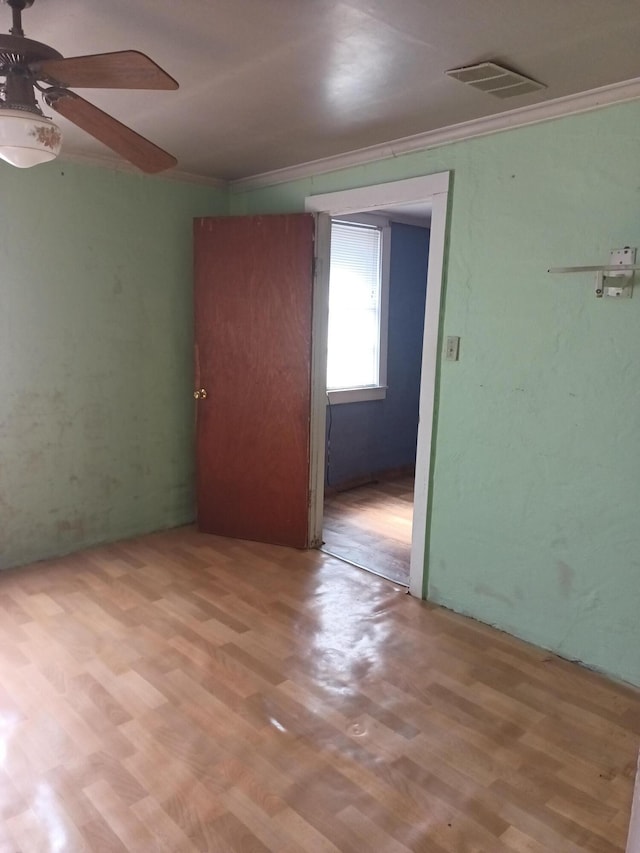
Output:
[[628, 751, 640, 853]]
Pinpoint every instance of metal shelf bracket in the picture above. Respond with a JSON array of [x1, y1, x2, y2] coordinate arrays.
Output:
[[548, 247, 638, 298]]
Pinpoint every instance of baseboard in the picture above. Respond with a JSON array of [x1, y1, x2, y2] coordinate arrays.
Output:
[[628, 751, 640, 853]]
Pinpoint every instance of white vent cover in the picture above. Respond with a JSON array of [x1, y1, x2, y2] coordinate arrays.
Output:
[[445, 62, 546, 99]]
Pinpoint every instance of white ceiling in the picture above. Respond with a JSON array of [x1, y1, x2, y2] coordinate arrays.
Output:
[[12, 0, 640, 182]]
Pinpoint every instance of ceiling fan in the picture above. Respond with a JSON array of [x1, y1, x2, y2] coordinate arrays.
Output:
[[0, 0, 178, 172]]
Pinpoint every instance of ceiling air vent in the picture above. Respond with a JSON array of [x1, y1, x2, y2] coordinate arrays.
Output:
[[445, 62, 546, 99]]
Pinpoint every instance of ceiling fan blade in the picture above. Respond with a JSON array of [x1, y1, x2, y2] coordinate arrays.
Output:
[[30, 51, 178, 90], [46, 90, 177, 174]]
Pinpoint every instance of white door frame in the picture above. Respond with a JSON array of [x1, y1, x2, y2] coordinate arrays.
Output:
[[305, 172, 451, 598]]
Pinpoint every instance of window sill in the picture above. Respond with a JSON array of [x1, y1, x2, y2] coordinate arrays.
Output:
[[327, 386, 387, 405]]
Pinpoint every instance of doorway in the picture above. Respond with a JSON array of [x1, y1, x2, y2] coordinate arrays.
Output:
[[305, 172, 450, 597], [320, 210, 431, 585]]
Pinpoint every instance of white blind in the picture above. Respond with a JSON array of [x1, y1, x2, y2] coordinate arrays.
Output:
[[327, 221, 382, 390]]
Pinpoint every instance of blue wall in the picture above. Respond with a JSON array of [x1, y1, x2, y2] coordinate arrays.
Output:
[[326, 222, 430, 486]]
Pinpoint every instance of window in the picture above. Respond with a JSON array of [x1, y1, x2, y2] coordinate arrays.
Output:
[[326, 217, 389, 403]]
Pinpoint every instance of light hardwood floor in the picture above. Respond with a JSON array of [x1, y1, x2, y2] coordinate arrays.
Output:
[[323, 476, 414, 585], [0, 526, 638, 851]]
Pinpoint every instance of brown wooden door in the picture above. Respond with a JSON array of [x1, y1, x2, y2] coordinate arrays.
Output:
[[193, 214, 315, 548]]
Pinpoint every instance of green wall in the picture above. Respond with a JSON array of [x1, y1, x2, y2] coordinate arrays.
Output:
[[231, 100, 640, 686], [0, 161, 224, 569]]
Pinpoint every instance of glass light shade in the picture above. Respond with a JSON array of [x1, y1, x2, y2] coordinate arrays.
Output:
[[0, 109, 62, 168]]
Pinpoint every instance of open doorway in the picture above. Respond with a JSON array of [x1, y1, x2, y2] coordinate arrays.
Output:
[[320, 209, 431, 585], [305, 172, 450, 597]]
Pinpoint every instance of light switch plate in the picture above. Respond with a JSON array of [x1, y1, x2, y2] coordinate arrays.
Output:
[[445, 336, 460, 361]]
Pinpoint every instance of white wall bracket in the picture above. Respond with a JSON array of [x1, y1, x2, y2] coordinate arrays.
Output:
[[548, 247, 639, 298]]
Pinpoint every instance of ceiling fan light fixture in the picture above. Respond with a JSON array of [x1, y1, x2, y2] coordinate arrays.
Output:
[[0, 1, 178, 173], [0, 108, 62, 168]]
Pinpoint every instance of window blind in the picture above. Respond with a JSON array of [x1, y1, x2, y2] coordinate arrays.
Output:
[[327, 221, 382, 391]]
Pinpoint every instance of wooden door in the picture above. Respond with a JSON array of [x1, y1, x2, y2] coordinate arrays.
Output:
[[193, 214, 316, 548]]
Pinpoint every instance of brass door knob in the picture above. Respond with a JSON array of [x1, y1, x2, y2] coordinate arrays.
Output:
[[193, 388, 208, 400]]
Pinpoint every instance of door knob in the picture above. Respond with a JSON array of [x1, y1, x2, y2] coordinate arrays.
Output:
[[193, 388, 208, 400]]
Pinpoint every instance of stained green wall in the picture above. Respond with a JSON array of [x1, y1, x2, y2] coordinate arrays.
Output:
[[0, 161, 224, 569], [231, 101, 640, 686]]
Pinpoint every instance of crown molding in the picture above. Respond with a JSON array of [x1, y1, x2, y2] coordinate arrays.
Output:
[[231, 76, 640, 192], [53, 75, 640, 193], [56, 151, 228, 190], [159, 168, 228, 190]]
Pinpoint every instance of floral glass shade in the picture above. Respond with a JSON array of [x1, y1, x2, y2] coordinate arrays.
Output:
[[0, 109, 62, 168]]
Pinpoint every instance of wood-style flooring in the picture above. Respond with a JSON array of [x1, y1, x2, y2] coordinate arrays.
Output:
[[323, 476, 414, 585], [0, 526, 638, 852]]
